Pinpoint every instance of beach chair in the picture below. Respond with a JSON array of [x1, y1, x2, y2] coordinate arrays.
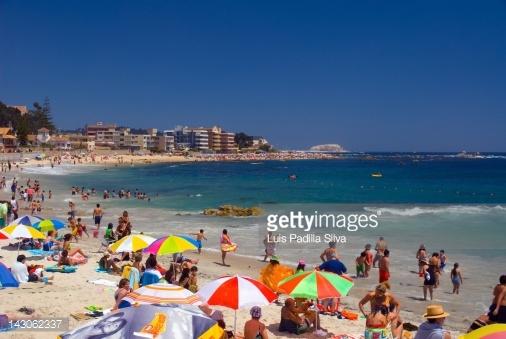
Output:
[[97, 236, 116, 252]]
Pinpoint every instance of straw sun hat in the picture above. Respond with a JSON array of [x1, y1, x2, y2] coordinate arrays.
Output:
[[423, 305, 449, 319]]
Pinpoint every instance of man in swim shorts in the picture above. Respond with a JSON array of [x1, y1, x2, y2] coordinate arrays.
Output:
[[93, 203, 103, 230], [379, 249, 390, 283]]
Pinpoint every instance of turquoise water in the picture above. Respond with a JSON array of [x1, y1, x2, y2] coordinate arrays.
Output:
[[57, 155, 506, 210]]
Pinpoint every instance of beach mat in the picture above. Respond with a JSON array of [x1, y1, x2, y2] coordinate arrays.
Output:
[[27, 249, 54, 256], [45, 265, 77, 273]]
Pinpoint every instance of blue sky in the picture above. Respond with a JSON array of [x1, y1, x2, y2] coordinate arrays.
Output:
[[1, 1, 505, 151]]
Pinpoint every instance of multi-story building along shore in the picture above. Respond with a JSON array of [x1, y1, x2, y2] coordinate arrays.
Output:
[[78, 122, 255, 153]]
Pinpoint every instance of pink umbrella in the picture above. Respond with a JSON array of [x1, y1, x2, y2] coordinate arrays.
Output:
[[197, 274, 277, 331]]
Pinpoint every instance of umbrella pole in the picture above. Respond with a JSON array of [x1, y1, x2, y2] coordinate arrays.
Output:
[[234, 310, 237, 334]]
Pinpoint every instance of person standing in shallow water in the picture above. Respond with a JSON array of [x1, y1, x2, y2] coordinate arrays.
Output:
[[93, 203, 103, 231]]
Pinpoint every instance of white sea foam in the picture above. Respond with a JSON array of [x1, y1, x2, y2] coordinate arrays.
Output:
[[364, 205, 506, 216], [22, 165, 95, 176]]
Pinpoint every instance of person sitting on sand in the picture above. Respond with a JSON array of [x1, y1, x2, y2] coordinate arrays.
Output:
[[488, 275, 506, 323], [414, 304, 451, 339], [188, 266, 199, 292], [178, 267, 191, 289], [58, 249, 86, 266], [62, 234, 87, 257], [450, 263, 463, 295], [113, 278, 131, 310], [244, 306, 269, 339], [11, 254, 53, 283], [319, 241, 337, 262], [279, 298, 321, 334], [359, 284, 402, 338], [99, 252, 121, 274], [104, 223, 116, 242]]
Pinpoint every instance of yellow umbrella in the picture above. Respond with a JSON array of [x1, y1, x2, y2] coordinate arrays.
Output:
[[109, 234, 156, 253], [0, 224, 46, 254]]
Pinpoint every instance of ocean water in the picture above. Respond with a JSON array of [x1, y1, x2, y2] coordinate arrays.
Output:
[[21, 154, 506, 328]]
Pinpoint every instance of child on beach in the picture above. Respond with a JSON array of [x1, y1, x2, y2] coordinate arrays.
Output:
[[364, 244, 373, 278], [356, 251, 366, 278], [189, 229, 207, 254], [77, 218, 89, 238], [450, 263, 463, 294]]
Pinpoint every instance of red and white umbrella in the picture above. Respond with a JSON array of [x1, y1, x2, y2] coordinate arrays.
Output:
[[197, 274, 276, 331]]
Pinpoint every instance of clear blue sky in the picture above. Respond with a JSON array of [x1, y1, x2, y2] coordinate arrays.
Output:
[[1, 1, 505, 151]]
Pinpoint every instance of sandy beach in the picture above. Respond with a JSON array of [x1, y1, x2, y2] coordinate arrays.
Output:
[[0, 161, 491, 339]]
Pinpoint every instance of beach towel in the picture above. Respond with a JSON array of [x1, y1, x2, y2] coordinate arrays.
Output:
[[45, 265, 77, 273], [95, 267, 109, 273], [27, 249, 55, 257], [88, 279, 117, 287]]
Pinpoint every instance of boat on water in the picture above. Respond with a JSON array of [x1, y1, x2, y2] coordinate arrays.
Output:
[[371, 172, 383, 178]]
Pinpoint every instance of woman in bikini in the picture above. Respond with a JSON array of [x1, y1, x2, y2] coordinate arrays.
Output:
[[62, 234, 87, 257], [359, 284, 403, 339], [220, 229, 234, 266]]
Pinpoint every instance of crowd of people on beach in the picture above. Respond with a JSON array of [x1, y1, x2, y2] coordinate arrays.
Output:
[[0, 169, 505, 339]]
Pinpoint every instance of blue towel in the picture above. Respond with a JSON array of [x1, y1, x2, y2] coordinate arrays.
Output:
[[27, 249, 54, 256], [95, 267, 109, 273]]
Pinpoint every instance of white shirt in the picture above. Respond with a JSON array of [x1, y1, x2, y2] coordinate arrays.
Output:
[[11, 262, 29, 283]]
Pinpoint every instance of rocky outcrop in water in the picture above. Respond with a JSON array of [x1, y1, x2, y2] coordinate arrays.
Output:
[[203, 205, 263, 217]]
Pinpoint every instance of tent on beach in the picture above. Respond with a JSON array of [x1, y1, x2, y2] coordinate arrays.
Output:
[[0, 262, 19, 288]]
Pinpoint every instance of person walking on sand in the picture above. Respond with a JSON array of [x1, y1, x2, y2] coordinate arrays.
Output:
[[422, 259, 436, 301], [189, 229, 207, 254], [378, 249, 390, 284], [220, 229, 235, 266], [373, 236, 387, 268], [93, 203, 103, 230], [450, 263, 462, 295]]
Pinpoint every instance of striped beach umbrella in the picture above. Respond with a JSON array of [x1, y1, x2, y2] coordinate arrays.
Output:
[[109, 234, 156, 253], [1, 224, 46, 254], [33, 219, 66, 232], [278, 270, 354, 300], [1, 224, 46, 240], [9, 215, 43, 227], [198, 274, 277, 331], [143, 235, 198, 255], [119, 283, 202, 308]]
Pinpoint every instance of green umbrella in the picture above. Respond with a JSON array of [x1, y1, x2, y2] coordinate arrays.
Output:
[[278, 270, 354, 299]]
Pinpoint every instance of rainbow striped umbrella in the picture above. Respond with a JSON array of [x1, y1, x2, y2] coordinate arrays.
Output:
[[33, 219, 66, 232], [109, 234, 156, 253], [119, 283, 202, 308], [143, 235, 198, 255], [278, 270, 354, 299]]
